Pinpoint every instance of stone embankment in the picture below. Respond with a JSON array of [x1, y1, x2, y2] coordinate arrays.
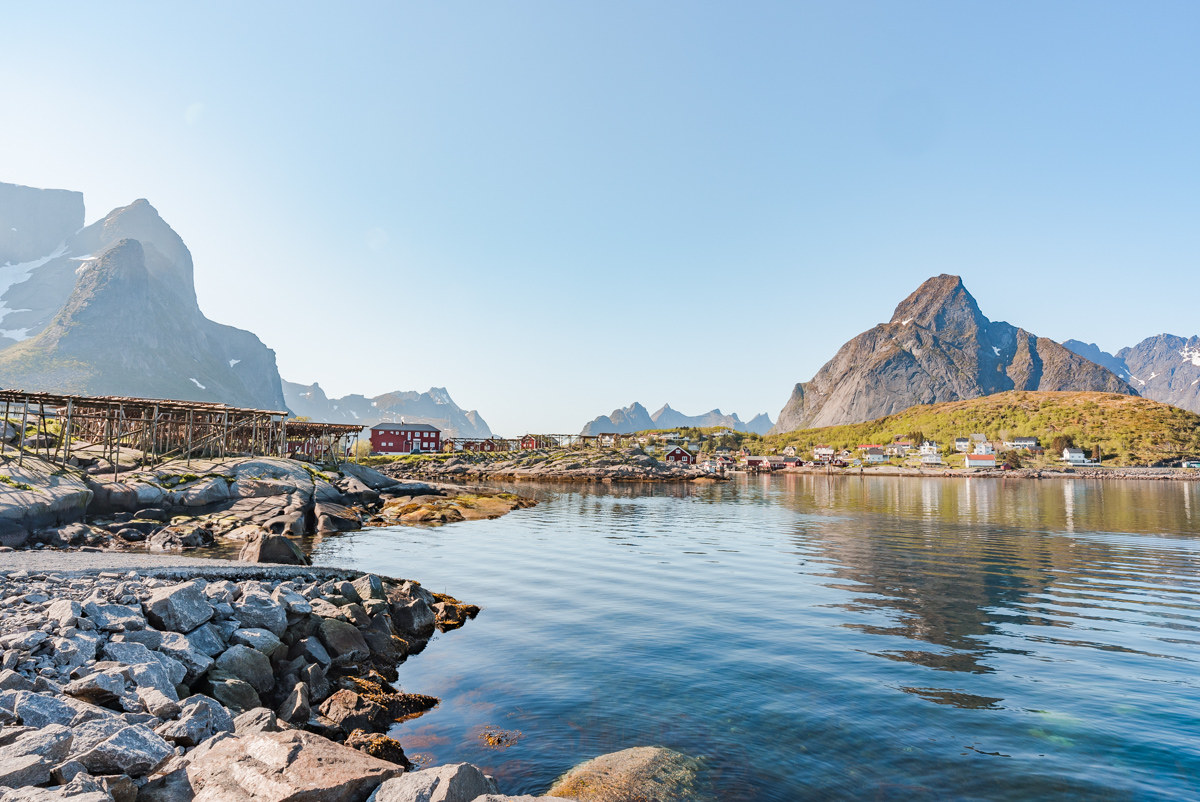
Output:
[[0, 458, 535, 558], [781, 464, 1199, 481], [379, 448, 721, 484], [0, 565, 566, 802]]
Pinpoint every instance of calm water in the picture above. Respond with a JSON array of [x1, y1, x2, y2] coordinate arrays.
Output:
[[310, 476, 1200, 801]]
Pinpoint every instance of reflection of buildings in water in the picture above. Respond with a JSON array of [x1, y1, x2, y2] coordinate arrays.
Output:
[[1063, 481, 1075, 532], [920, 480, 938, 518], [1185, 485, 1192, 524]]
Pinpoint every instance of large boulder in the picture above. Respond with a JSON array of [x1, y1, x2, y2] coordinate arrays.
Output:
[[155, 696, 234, 747], [318, 690, 386, 734], [314, 502, 361, 533], [238, 533, 311, 565], [185, 729, 402, 802], [546, 747, 709, 801], [337, 462, 400, 490], [214, 644, 275, 695], [179, 477, 231, 507], [233, 586, 288, 636], [83, 602, 146, 632], [142, 580, 214, 633], [371, 763, 499, 802], [318, 619, 370, 666], [0, 724, 73, 788], [202, 671, 261, 713], [74, 724, 173, 777]]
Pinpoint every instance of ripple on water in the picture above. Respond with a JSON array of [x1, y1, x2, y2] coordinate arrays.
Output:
[[312, 476, 1200, 801]]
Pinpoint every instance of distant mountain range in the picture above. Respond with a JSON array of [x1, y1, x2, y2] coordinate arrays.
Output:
[[0, 183, 287, 410], [580, 402, 773, 435], [771, 275, 1135, 434], [282, 382, 492, 439], [1064, 336, 1200, 414]]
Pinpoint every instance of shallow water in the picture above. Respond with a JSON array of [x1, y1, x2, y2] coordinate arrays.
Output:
[[311, 475, 1200, 801]]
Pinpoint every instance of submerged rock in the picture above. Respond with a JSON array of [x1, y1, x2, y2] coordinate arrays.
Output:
[[546, 746, 711, 802]]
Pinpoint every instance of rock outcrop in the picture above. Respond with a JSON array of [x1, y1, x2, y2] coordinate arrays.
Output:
[[0, 182, 83, 267], [771, 275, 1136, 433], [546, 746, 712, 802], [1065, 334, 1200, 414], [0, 192, 287, 411]]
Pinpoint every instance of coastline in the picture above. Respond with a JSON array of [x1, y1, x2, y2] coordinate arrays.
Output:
[[775, 464, 1200, 481]]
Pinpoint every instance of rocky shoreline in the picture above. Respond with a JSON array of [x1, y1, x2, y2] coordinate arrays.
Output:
[[779, 464, 1200, 481], [376, 448, 722, 484], [0, 457, 535, 558]]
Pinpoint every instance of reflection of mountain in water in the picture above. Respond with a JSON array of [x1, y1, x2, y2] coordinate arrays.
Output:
[[772, 474, 1199, 707]]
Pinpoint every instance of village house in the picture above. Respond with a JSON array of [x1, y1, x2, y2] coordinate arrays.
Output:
[[864, 447, 888, 464], [921, 451, 943, 465], [955, 437, 971, 453], [782, 445, 797, 456], [889, 440, 914, 456], [813, 445, 834, 461], [664, 445, 696, 465], [858, 443, 884, 452], [974, 441, 995, 455], [371, 422, 442, 454], [1062, 447, 1093, 465], [918, 441, 939, 456], [1004, 436, 1039, 451], [966, 453, 996, 469]]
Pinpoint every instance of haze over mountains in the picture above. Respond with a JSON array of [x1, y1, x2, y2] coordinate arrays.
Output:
[[282, 381, 492, 439], [581, 402, 773, 435], [1064, 336, 1200, 414], [771, 275, 1135, 434]]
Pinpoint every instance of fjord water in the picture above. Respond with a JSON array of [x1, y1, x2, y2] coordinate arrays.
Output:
[[312, 476, 1200, 801]]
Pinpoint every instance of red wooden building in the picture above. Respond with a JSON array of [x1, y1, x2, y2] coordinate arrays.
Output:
[[663, 446, 696, 465], [371, 422, 441, 454]]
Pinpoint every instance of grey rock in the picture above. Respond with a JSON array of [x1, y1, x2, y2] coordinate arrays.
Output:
[[0, 753, 50, 789], [51, 632, 102, 668], [183, 622, 226, 658], [136, 686, 180, 719], [318, 618, 370, 666], [271, 585, 312, 614], [238, 534, 311, 565], [66, 715, 128, 757], [0, 723, 73, 788], [103, 642, 186, 686], [338, 462, 401, 490], [64, 668, 127, 704], [128, 661, 179, 702], [276, 682, 310, 725], [288, 636, 332, 668], [76, 723, 173, 777], [203, 580, 241, 604], [138, 766, 196, 802], [232, 707, 282, 735], [45, 599, 83, 628], [142, 580, 214, 633], [352, 574, 386, 601], [202, 671, 260, 713], [180, 477, 231, 507], [112, 628, 163, 650], [214, 644, 274, 695], [229, 627, 285, 659], [371, 763, 499, 802], [300, 662, 331, 704], [155, 696, 234, 747], [156, 631, 214, 683], [232, 587, 287, 636], [82, 602, 145, 632], [390, 597, 435, 637], [0, 670, 33, 693], [4, 689, 81, 727]]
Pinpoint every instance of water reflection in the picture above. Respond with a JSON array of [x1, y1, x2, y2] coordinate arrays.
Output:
[[312, 475, 1200, 802]]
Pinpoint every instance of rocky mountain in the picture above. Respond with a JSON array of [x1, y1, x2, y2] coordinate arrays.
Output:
[[0, 186, 288, 410], [771, 275, 1135, 434], [282, 381, 492, 439], [1065, 335, 1200, 414], [580, 402, 774, 435]]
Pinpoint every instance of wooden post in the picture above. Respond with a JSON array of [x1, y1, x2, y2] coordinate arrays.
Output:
[[62, 400, 74, 467], [221, 410, 229, 461], [113, 405, 123, 480], [17, 397, 29, 468], [150, 404, 160, 466], [1, 398, 9, 457], [186, 410, 194, 466], [279, 418, 287, 458]]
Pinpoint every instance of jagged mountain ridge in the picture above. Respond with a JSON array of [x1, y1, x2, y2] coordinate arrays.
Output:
[[0, 186, 287, 409], [282, 381, 492, 439], [1065, 335, 1200, 414], [771, 275, 1136, 434], [580, 402, 774, 435]]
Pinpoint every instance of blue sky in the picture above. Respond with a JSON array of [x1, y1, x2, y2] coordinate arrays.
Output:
[[2, 2, 1197, 434]]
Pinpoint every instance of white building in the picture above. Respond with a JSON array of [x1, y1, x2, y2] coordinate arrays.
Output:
[[966, 454, 996, 469], [921, 452, 943, 465], [955, 437, 971, 453], [864, 447, 888, 464], [974, 441, 995, 455], [919, 441, 939, 456], [813, 445, 834, 461], [1063, 447, 1092, 465], [1005, 437, 1039, 451]]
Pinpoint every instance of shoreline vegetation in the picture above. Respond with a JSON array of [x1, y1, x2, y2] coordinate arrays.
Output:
[[373, 449, 722, 484]]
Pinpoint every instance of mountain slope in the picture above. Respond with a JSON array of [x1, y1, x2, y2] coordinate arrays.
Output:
[[580, 402, 774, 435], [1065, 335, 1200, 414], [282, 381, 492, 439], [771, 275, 1135, 434], [0, 197, 287, 410], [764, 391, 1200, 467]]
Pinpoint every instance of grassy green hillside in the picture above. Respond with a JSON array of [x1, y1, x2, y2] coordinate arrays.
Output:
[[763, 392, 1200, 466]]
